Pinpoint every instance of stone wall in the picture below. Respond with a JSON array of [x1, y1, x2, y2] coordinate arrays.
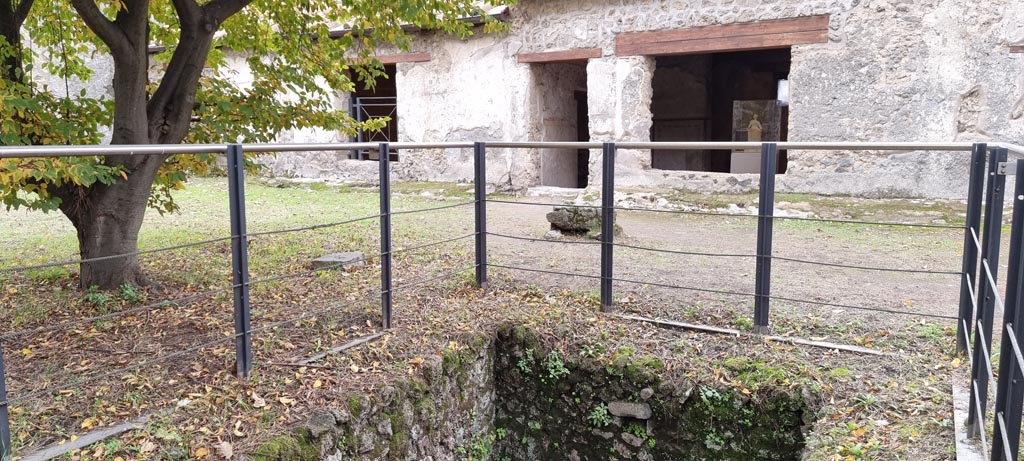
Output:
[[257, 0, 1023, 198], [254, 334, 496, 461], [258, 326, 817, 461]]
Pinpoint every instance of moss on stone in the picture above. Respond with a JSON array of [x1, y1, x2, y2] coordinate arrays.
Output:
[[348, 396, 362, 418], [254, 428, 320, 461]]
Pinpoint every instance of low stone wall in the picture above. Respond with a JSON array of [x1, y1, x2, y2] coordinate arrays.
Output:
[[492, 327, 814, 461], [256, 326, 816, 460], [253, 334, 496, 461]]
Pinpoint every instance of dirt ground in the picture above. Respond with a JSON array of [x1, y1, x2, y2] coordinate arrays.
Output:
[[0, 180, 982, 460], [484, 196, 966, 337]]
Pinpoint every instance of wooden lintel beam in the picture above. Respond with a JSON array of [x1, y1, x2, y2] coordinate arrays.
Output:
[[377, 52, 431, 64], [516, 48, 602, 64], [616, 15, 829, 57]]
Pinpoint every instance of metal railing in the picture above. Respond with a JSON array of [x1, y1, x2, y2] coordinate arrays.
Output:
[[980, 152, 1024, 461], [351, 96, 399, 160], [1, 140, 1022, 459]]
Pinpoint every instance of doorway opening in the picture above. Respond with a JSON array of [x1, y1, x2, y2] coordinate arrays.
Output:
[[532, 62, 590, 188], [650, 48, 790, 174], [350, 64, 399, 161]]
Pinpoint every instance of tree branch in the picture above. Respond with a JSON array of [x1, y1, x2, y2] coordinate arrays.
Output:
[[68, 0, 129, 56], [170, 0, 200, 27], [146, 0, 251, 144], [13, 0, 34, 24], [202, 0, 253, 25]]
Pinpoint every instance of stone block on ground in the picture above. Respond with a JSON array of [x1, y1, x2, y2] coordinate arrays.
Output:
[[546, 206, 622, 240], [311, 252, 365, 270], [546, 206, 601, 233], [544, 230, 563, 240]]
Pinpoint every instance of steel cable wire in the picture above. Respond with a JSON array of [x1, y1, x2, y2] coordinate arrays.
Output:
[[611, 205, 756, 219], [245, 214, 382, 238], [490, 263, 956, 320], [768, 214, 965, 229], [769, 255, 963, 275], [0, 252, 383, 341], [390, 265, 476, 292], [489, 264, 599, 280], [612, 242, 755, 258], [767, 295, 957, 320], [0, 214, 384, 274], [391, 234, 475, 256], [482, 199, 964, 229], [390, 201, 474, 216], [0, 236, 234, 274], [0, 285, 235, 341], [487, 232, 603, 245], [484, 199, 601, 209]]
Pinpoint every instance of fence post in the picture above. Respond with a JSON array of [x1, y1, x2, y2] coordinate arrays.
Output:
[[754, 143, 779, 334], [993, 158, 1024, 461], [379, 142, 393, 329], [474, 142, 488, 288], [600, 142, 616, 312], [227, 144, 253, 380], [0, 341, 10, 461], [968, 146, 1008, 436], [958, 143, 988, 353]]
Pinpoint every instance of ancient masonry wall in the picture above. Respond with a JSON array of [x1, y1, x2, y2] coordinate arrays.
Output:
[[258, 0, 1024, 198]]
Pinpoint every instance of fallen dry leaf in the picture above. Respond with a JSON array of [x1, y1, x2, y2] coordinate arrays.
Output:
[[252, 392, 267, 408], [217, 441, 234, 459], [139, 440, 157, 454]]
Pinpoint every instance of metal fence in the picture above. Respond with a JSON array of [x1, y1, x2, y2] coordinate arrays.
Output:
[[965, 143, 1024, 461], [0, 140, 1023, 459]]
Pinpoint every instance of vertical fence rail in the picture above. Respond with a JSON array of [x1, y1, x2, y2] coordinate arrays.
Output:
[[379, 142, 393, 329], [474, 142, 488, 288], [992, 158, 1024, 461], [969, 146, 1008, 436], [754, 143, 779, 334], [959, 143, 988, 353], [600, 142, 616, 312], [0, 340, 10, 460], [227, 144, 253, 379]]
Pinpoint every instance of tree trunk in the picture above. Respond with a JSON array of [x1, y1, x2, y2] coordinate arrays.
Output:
[[58, 0, 249, 290], [59, 157, 165, 290], [0, 0, 33, 83]]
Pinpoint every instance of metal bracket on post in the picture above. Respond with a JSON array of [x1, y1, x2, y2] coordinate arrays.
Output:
[[992, 158, 1024, 461], [968, 146, 1008, 436], [998, 162, 1017, 176], [958, 143, 987, 354], [600, 143, 616, 313], [474, 142, 488, 289], [227, 144, 253, 380], [0, 341, 11, 461], [379, 142, 393, 330], [754, 143, 779, 335]]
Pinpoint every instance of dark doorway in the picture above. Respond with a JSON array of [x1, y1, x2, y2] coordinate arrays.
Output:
[[576, 91, 590, 188], [350, 64, 398, 161], [650, 48, 790, 173]]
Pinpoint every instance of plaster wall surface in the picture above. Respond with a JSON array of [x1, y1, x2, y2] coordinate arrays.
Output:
[[27, 0, 1021, 198], [535, 62, 587, 188], [262, 0, 1022, 198]]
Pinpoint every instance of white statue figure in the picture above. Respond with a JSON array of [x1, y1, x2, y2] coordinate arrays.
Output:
[[747, 114, 763, 142]]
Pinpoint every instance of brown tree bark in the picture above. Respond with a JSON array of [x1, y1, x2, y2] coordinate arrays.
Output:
[[59, 174, 154, 288], [0, 0, 35, 82], [56, 0, 252, 289]]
